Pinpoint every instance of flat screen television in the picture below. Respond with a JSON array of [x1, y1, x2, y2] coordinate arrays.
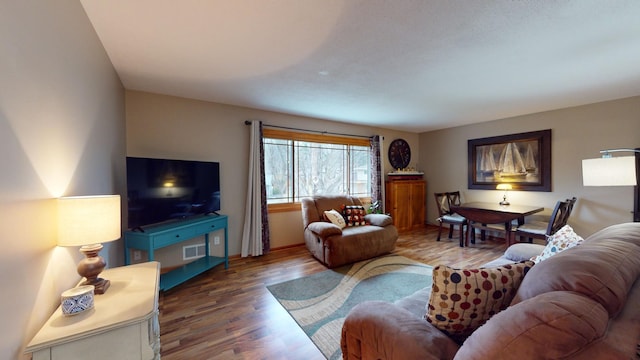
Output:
[[126, 156, 221, 229]]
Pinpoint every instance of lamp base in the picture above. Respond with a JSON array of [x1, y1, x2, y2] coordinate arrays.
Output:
[[499, 200, 510, 206], [81, 277, 110, 294], [78, 243, 110, 295]]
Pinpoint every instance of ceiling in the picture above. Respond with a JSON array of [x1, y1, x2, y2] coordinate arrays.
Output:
[[80, 0, 640, 133]]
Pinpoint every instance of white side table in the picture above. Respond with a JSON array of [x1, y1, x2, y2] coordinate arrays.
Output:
[[25, 262, 161, 360]]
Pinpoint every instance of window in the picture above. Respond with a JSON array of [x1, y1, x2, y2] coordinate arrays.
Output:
[[263, 129, 371, 210]]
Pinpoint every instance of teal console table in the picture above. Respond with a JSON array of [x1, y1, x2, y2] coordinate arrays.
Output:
[[124, 214, 228, 290]]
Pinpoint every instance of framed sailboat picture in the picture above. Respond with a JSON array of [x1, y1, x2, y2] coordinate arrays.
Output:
[[468, 129, 552, 192]]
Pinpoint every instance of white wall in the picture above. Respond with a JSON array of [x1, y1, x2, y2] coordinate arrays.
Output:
[[125, 90, 419, 260], [419, 96, 640, 237], [0, 1, 125, 358]]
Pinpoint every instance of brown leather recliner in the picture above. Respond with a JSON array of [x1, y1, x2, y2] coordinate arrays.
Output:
[[300, 195, 398, 268]]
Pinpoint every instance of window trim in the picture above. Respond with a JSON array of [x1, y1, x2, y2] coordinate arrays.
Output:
[[263, 129, 370, 147]]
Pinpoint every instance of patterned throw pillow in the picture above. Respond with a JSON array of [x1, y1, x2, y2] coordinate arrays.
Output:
[[425, 261, 535, 342], [530, 225, 583, 263], [341, 205, 367, 226], [323, 209, 346, 229]]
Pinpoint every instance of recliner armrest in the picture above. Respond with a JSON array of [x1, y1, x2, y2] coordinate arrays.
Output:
[[364, 213, 393, 227], [306, 221, 342, 237], [341, 301, 459, 360]]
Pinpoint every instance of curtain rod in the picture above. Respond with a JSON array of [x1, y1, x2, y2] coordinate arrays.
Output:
[[244, 120, 374, 139]]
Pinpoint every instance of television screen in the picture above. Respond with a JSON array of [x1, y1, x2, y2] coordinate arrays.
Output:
[[126, 157, 221, 229]]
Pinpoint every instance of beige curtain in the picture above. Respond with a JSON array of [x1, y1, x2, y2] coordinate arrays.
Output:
[[241, 120, 270, 257]]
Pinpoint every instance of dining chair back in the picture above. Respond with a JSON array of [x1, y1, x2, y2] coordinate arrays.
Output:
[[434, 191, 467, 247], [515, 197, 577, 243]]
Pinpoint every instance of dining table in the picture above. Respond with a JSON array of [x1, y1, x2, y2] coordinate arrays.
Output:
[[450, 202, 544, 247]]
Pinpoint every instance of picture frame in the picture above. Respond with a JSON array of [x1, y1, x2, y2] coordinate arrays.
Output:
[[468, 129, 552, 191]]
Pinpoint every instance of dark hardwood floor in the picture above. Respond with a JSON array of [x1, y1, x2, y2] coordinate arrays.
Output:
[[158, 225, 507, 359]]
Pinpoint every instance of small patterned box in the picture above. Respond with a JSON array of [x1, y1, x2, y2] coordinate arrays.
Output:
[[61, 285, 95, 316]]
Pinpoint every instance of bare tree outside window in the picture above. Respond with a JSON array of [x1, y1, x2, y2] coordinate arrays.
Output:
[[264, 138, 292, 203], [264, 135, 371, 204]]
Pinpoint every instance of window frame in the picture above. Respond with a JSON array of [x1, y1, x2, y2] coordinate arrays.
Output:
[[263, 128, 371, 212]]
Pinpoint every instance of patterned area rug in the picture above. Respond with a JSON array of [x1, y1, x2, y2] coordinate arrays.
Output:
[[267, 254, 433, 359]]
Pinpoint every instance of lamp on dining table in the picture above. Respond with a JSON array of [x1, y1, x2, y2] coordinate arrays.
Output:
[[496, 184, 513, 206], [496, 183, 512, 206]]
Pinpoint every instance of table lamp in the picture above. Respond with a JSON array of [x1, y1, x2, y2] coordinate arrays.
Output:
[[582, 148, 639, 222], [496, 183, 512, 205], [57, 195, 121, 294]]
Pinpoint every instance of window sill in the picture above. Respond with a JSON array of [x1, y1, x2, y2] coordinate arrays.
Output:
[[268, 203, 301, 213]]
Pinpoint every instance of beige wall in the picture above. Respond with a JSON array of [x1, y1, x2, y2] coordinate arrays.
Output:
[[126, 90, 640, 259], [419, 96, 640, 237], [0, 1, 125, 358], [125, 90, 418, 261]]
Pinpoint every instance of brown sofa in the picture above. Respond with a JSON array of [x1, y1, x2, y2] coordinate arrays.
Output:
[[341, 222, 640, 359], [300, 195, 398, 268]]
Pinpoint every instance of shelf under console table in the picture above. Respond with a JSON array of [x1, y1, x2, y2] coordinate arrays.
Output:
[[124, 214, 229, 291]]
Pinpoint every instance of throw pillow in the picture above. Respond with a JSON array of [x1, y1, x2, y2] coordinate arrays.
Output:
[[425, 261, 535, 342], [323, 209, 346, 229], [341, 205, 367, 226], [530, 225, 583, 263]]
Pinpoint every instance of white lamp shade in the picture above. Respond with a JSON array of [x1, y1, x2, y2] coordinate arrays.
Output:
[[496, 184, 513, 190], [57, 195, 121, 247], [582, 156, 637, 186]]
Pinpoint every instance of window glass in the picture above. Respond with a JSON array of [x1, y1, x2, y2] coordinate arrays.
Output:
[[264, 138, 292, 204], [263, 131, 371, 205]]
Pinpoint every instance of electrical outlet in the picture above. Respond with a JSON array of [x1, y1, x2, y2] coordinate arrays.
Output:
[[214, 236, 220, 245], [133, 250, 141, 261]]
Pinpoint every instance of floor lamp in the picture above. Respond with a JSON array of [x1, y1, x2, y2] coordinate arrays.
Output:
[[582, 148, 640, 222]]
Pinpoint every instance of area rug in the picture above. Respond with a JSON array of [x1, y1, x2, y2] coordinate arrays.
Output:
[[267, 254, 433, 360]]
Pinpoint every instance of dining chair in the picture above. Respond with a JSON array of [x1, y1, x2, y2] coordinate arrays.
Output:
[[434, 191, 468, 247], [467, 219, 511, 244], [514, 197, 577, 243]]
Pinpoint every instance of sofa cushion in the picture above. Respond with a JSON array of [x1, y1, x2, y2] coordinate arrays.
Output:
[[425, 261, 534, 342], [530, 225, 583, 263], [512, 239, 640, 317], [454, 291, 609, 359], [324, 209, 346, 228], [342, 205, 367, 226]]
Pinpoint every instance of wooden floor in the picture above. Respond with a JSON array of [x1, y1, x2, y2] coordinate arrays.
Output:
[[158, 225, 507, 359]]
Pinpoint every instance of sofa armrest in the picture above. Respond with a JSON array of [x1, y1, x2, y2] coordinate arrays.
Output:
[[364, 213, 393, 227], [341, 301, 459, 360], [306, 221, 342, 237], [504, 243, 545, 262]]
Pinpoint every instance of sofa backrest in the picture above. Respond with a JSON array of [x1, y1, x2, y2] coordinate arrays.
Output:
[[300, 195, 362, 229], [512, 222, 640, 316], [455, 222, 640, 359]]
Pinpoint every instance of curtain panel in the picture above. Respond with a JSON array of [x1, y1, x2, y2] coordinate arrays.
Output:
[[241, 120, 270, 257], [370, 135, 382, 212]]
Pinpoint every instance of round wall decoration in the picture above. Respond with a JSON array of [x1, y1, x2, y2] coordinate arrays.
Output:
[[388, 138, 411, 170]]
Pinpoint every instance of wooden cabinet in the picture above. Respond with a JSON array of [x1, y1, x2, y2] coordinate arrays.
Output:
[[25, 262, 161, 360], [385, 180, 426, 232]]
